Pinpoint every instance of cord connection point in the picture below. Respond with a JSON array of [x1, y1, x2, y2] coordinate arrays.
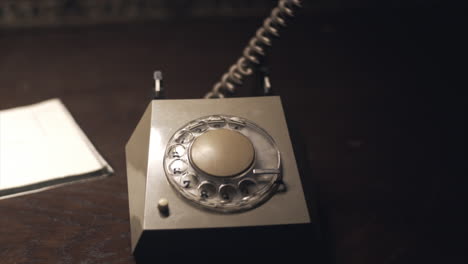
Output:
[[204, 0, 302, 98], [154, 71, 163, 81], [153, 70, 164, 99]]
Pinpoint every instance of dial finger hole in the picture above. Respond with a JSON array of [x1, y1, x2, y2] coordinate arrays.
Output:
[[207, 115, 226, 128], [168, 144, 186, 158], [187, 121, 208, 133], [228, 117, 246, 130], [239, 179, 257, 197], [169, 159, 187, 175], [180, 173, 198, 188], [198, 182, 216, 199], [175, 131, 194, 144], [219, 185, 238, 202]]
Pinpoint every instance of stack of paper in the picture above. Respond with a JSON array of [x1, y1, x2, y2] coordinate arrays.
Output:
[[0, 99, 113, 199]]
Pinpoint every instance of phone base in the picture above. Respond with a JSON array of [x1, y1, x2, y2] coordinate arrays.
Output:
[[126, 96, 314, 260]]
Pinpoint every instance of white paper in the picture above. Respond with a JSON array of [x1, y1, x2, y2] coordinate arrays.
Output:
[[0, 99, 113, 194]]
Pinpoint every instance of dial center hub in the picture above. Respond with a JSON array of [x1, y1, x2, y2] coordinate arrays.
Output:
[[190, 129, 254, 177]]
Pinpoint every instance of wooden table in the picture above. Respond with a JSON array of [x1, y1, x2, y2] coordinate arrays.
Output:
[[0, 8, 464, 264]]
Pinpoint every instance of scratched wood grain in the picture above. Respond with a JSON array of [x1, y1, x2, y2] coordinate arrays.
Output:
[[0, 8, 463, 264]]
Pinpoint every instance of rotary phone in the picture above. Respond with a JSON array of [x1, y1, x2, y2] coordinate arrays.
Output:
[[126, 0, 318, 261]]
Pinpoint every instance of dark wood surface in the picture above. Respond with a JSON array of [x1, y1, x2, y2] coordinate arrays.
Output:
[[0, 8, 465, 264]]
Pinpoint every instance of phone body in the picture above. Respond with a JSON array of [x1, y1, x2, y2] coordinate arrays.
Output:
[[126, 96, 319, 261]]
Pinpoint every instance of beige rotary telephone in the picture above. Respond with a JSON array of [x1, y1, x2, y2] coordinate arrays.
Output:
[[126, 1, 318, 261]]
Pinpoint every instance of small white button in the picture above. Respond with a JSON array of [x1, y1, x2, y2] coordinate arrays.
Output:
[[158, 198, 169, 214]]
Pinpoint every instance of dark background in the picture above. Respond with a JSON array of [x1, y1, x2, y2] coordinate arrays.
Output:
[[0, 1, 465, 263]]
